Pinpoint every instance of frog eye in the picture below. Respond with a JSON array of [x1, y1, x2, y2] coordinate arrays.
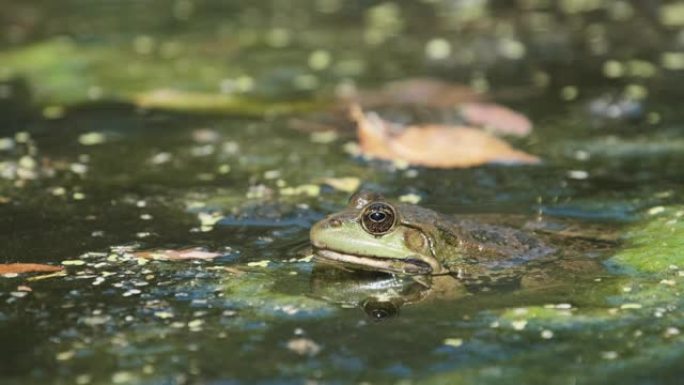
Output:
[[361, 202, 396, 235]]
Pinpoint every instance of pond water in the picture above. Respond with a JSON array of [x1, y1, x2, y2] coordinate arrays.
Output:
[[1, 1, 684, 384]]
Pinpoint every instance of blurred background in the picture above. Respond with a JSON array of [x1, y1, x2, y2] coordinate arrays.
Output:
[[2, 0, 682, 116]]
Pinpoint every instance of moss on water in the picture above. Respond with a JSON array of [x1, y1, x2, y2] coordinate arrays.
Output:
[[612, 207, 684, 274]]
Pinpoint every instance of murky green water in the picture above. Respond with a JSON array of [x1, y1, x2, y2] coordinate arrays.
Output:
[[1, 1, 684, 384]]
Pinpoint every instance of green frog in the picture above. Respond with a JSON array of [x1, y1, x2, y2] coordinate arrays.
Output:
[[310, 191, 612, 288]]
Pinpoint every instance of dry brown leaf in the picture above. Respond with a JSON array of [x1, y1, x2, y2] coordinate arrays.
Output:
[[134, 247, 222, 261], [0, 263, 64, 275], [351, 105, 539, 168], [460, 102, 532, 137], [344, 77, 482, 108]]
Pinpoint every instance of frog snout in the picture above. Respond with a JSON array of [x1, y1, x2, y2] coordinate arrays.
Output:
[[310, 217, 343, 248]]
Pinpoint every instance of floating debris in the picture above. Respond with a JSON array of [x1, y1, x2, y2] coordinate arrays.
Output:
[[247, 260, 271, 268], [192, 129, 220, 143], [310, 130, 338, 144], [111, 371, 135, 384], [78, 132, 107, 146], [320, 177, 361, 193], [188, 319, 204, 331], [0, 138, 14, 151], [154, 311, 174, 319], [443, 338, 464, 347], [150, 152, 172, 165], [286, 338, 321, 356], [198, 211, 223, 232], [82, 315, 111, 326], [27, 271, 67, 281], [280, 184, 320, 197], [567, 170, 589, 180], [398, 193, 421, 204], [134, 247, 222, 261], [55, 350, 75, 361], [122, 289, 142, 297], [43, 106, 65, 119], [511, 320, 528, 330], [588, 94, 643, 121]]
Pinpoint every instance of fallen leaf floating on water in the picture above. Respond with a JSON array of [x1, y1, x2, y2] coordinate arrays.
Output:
[[350, 105, 540, 169], [459, 102, 532, 137], [134, 247, 222, 261], [0, 263, 64, 275]]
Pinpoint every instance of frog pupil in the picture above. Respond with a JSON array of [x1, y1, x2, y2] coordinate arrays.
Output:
[[370, 212, 386, 222]]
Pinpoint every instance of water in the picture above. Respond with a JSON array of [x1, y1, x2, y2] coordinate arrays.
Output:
[[1, 1, 684, 384]]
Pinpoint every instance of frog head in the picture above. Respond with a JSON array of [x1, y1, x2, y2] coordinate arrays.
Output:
[[310, 191, 448, 275]]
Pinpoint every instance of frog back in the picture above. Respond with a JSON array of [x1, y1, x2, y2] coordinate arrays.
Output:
[[435, 216, 558, 282]]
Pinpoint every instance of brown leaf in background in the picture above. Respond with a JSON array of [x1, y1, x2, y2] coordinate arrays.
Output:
[[351, 105, 539, 168], [0, 263, 64, 275], [342, 77, 482, 108], [293, 78, 535, 137], [460, 102, 532, 137]]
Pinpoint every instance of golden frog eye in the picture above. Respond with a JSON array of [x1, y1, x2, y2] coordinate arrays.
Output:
[[361, 202, 396, 235]]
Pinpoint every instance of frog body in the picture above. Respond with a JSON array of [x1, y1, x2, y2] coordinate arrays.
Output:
[[310, 192, 583, 282]]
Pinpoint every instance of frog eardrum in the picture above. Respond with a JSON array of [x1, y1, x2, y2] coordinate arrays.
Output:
[[361, 202, 396, 235]]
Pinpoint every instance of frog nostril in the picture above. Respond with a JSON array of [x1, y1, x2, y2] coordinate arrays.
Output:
[[329, 219, 342, 228]]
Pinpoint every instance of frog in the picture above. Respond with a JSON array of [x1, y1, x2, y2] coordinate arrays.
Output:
[[310, 191, 614, 290]]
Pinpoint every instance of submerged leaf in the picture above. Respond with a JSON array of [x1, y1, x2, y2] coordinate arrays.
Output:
[[345, 77, 482, 108], [460, 102, 532, 137], [351, 106, 539, 168], [135, 89, 319, 115], [0, 263, 64, 275]]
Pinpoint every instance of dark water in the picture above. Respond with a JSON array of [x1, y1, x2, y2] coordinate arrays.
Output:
[[1, 1, 684, 384]]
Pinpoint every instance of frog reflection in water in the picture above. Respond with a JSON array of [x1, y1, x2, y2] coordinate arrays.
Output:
[[309, 191, 613, 318]]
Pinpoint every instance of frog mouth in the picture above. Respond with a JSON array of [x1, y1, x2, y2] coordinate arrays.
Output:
[[313, 248, 433, 275]]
